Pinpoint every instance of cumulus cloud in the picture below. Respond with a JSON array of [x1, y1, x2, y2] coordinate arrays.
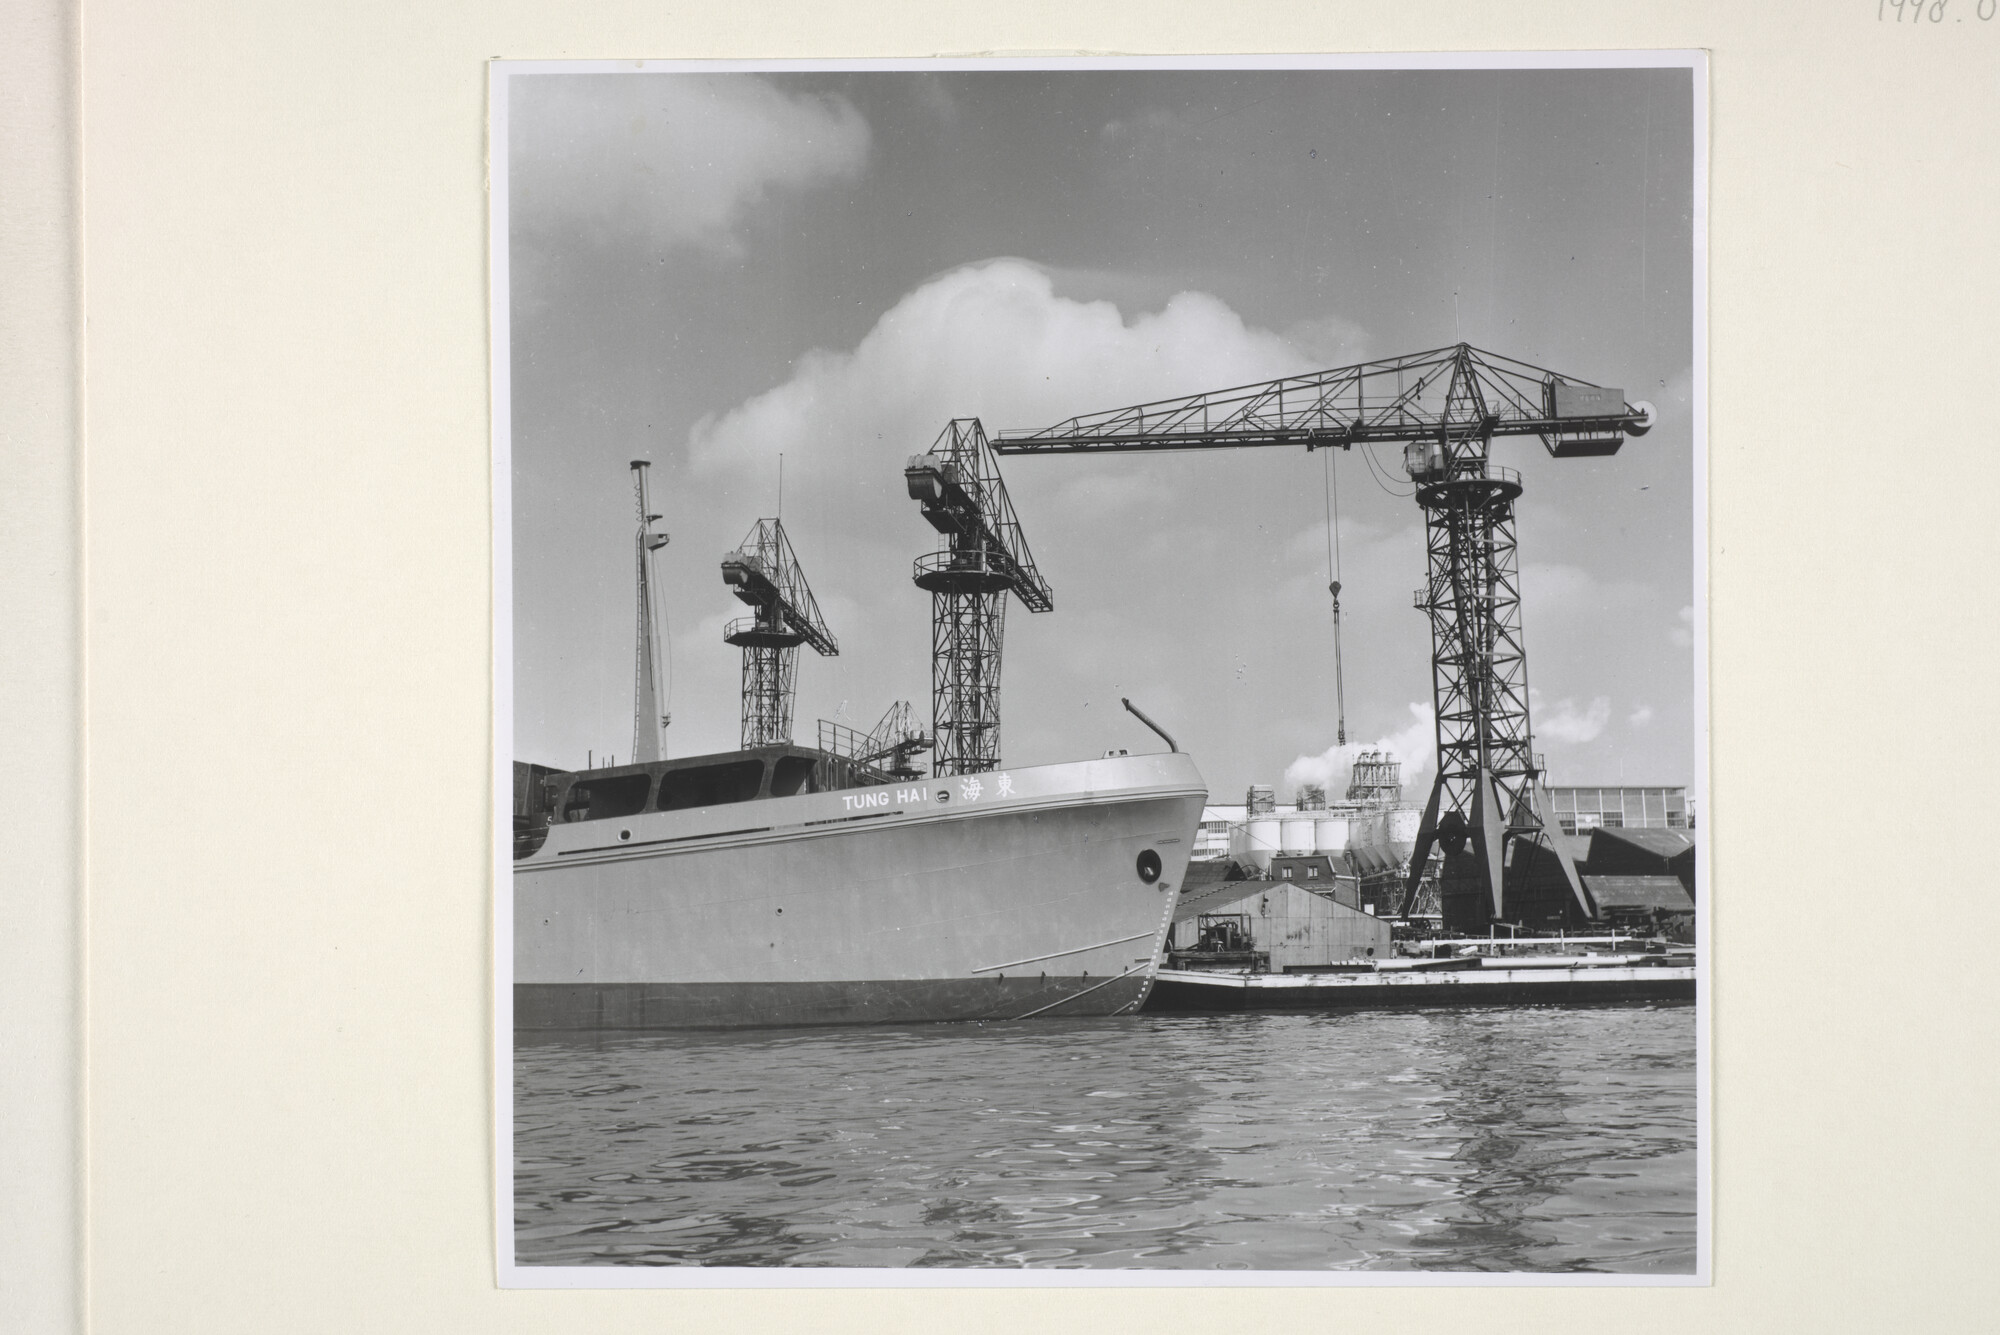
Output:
[[689, 258, 1320, 519], [1283, 702, 1437, 804], [1531, 689, 1611, 744], [510, 74, 869, 252], [1629, 704, 1655, 728], [677, 258, 1369, 764], [1670, 604, 1695, 649], [1282, 314, 1372, 367]]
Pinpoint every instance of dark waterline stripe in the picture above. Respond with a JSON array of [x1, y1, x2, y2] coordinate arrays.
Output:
[[558, 825, 774, 856]]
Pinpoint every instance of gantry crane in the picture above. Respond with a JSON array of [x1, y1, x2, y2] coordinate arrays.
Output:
[[905, 420, 1054, 776], [629, 460, 672, 763], [993, 343, 1655, 929], [720, 517, 837, 749]]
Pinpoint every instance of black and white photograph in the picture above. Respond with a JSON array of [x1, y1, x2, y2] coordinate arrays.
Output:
[[495, 55, 1706, 1280]]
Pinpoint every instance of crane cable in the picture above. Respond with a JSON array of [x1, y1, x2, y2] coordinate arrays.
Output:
[[1324, 451, 1348, 747], [1359, 442, 1415, 497]]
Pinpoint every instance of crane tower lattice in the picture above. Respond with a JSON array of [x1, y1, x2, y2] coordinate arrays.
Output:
[[720, 517, 837, 749], [904, 419, 1053, 776]]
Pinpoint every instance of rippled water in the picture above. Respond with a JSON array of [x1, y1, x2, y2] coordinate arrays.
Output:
[[514, 1005, 1696, 1272]]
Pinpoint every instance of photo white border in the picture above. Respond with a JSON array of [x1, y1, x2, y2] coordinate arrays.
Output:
[[489, 48, 1710, 1289]]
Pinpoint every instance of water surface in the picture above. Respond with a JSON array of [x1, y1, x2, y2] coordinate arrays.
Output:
[[514, 1005, 1695, 1271]]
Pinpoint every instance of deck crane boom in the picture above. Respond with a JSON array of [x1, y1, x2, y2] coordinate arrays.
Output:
[[720, 517, 837, 749], [993, 342, 1655, 930], [861, 701, 931, 781], [814, 700, 932, 781], [905, 418, 1054, 776]]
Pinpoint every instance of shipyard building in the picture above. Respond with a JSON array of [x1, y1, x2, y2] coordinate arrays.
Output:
[[1170, 754, 1413, 969], [1184, 754, 1698, 956], [1546, 785, 1694, 834]]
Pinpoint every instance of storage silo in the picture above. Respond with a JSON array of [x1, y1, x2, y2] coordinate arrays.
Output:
[[1280, 814, 1316, 855], [1385, 808, 1422, 870], [1243, 815, 1281, 873], [1346, 813, 1385, 874], [1313, 813, 1352, 857]]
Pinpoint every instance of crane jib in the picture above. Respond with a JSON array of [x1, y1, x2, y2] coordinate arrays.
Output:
[[989, 343, 1653, 456], [990, 411, 1646, 454]]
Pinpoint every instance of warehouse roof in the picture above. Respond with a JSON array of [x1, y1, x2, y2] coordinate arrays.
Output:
[[1587, 826, 1694, 861], [1584, 874, 1696, 913]]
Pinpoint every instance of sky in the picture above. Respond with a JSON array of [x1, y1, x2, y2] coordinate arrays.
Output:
[[504, 65, 1698, 806]]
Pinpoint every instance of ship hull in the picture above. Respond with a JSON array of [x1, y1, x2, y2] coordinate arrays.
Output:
[[512, 753, 1205, 1031]]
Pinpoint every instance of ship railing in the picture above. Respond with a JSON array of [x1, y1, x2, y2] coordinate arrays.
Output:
[[817, 718, 871, 761]]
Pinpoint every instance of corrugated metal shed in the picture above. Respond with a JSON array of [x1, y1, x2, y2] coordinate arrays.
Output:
[[1586, 826, 1697, 901], [1583, 874, 1695, 913], [1170, 881, 1392, 966], [1173, 875, 1261, 924]]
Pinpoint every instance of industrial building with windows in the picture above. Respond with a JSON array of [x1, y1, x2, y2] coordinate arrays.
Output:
[[1546, 786, 1694, 835], [1193, 805, 1251, 861]]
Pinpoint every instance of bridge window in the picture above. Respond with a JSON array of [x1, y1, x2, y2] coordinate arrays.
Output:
[[770, 755, 821, 797], [561, 773, 651, 822], [657, 760, 765, 811]]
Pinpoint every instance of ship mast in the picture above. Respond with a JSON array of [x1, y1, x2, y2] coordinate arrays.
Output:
[[630, 460, 671, 762]]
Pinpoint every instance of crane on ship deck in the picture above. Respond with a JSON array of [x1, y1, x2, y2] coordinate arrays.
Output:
[[858, 700, 932, 780], [817, 700, 933, 781], [991, 342, 1655, 930], [720, 517, 837, 749]]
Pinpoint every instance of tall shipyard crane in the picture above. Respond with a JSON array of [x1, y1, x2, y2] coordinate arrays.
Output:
[[720, 517, 837, 749], [905, 420, 1054, 776], [993, 343, 1655, 929]]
